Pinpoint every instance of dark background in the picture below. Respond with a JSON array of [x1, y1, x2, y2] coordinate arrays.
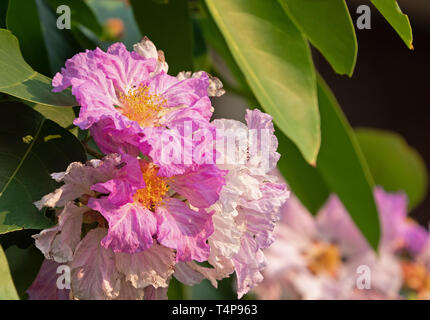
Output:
[[317, 1, 429, 224]]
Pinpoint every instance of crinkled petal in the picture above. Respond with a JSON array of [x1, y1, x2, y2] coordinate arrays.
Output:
[[156, 198, 214, 262], [170, 164, 226, 208], [34, 154, 122, 209], [245, 109, 280, 174], [116, 242, 175, 289], [70, 228, 121, 300], [33, 202, 86, 263], [148, 72, 209, 107], [95, 42, 156, 93], [88, 199, 157, 253], [144, 286, 168, 300], [91, 153, 145, 207], [115, 277, 145, 300], [232, 236, 266, 299]]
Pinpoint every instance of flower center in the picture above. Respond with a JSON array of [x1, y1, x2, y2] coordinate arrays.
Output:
[[401, 261, 430, 299], [305, 242, 341, 277], [119, 85, 167, 127], [133, 162, 169, 210]]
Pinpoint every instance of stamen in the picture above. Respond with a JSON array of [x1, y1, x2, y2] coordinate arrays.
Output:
[[118, 85, 167, 127], [306, 242, 341, 277], [133, 162, 170, 210]]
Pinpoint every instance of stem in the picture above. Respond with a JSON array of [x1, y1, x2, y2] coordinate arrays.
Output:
[[83, 144, 103, 159]]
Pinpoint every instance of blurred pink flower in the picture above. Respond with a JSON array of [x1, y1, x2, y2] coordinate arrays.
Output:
[[256, 187, 429, 300]]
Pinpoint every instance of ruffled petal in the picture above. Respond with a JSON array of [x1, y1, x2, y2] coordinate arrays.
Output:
[[88, 199, 157, 253], [95, 42, 156, 93], [170, 164, 226, 208], [156, 198, 214, 262], [114, 277, 145, 300], [245, 109, 280, 174], [232, 237, 266, 299], [70, 228, 121, 300], [34, 154, 122, 209], [143, 286, 168, 300], [116, 242, 175, 289], [148, 72, 209, 107], [33, 202, 86, 263]]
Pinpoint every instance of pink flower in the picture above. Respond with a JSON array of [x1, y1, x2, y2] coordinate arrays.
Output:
[[32, 152, 225, 299], [173, 109, 289, 298], [256, 187, 429, 300], [52, 39, 220, 176]]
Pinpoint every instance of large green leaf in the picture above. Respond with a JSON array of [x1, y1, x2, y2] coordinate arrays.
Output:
[[370, 0, 413, 49], [5, 245, 44, 299], [205, 0, 320, 164], [0, 245, 19, 300], [0, 101, 86, 234], [277, 128, 330, 214], [278, 0, 357, 76], [6, 0, 51, 76], [356, 128, 428, 210], [0, 29, 77, 107], [130, 0, 193, 75], [316, 76, 380, 250]]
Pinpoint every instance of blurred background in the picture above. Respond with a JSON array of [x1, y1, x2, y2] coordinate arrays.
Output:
[[213, 0, 430, 225]]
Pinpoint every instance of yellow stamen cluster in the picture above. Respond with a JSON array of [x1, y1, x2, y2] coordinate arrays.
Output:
[[118, 85, 167, 127], [402, 261, 430, 299], [134, 162, 170, 210], [305, 242, 341, 277]]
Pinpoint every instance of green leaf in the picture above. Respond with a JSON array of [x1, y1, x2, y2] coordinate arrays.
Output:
[[130, 0, 193, 75], [0, 245, 19, 300], [316, 76, 380, 251], [276, 128, 330, 214], [0, 29, 77, 107], [205, 0, 320, 164], [5, 245, 44, 299], [370, 0, 413, 49], [278, 0, 357, 76], [33, 104, 77, 137], [0, 101, 86, 234], [356, 128, 428, 210], [35, 0, 83, 75], [6, 0, 51, 75], [197, 3, 250, 94]]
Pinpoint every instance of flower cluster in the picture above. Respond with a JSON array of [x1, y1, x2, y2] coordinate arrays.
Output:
[[255, 187, 430, 300], [28, 38, 288, 300]]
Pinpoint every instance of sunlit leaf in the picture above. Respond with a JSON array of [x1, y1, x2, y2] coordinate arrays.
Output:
[[5, 245, 44, 299], [356, 128, 428, 210], [278, 0, 357, 76], [0, 29, 77, 107], [0, 245, 19, 300], [205, 0, 320, 164], [0, 101, 86, 234], [370, 0, 413, 49]]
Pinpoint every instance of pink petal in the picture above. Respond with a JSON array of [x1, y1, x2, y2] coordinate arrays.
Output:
[[88, 199, 157, 253], [156, 198, 214, 262], [116, 242, 175, 289], [70, 228, 121, 300]]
